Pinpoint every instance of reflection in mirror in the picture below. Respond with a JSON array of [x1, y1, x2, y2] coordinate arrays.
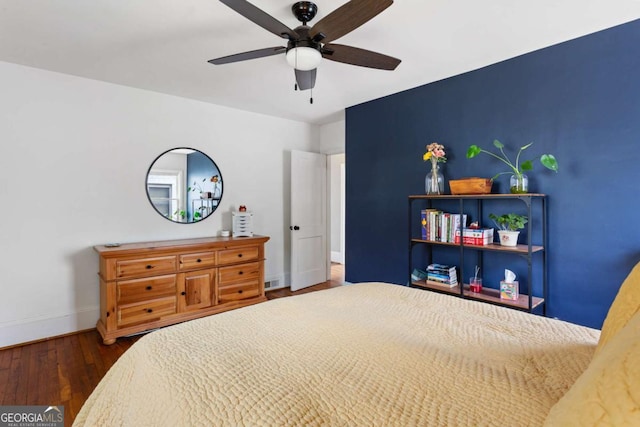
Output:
[[146, 147, 223, 223]]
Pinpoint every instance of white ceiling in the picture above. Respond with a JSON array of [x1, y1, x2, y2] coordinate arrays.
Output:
[[1, 1, 639, 124]]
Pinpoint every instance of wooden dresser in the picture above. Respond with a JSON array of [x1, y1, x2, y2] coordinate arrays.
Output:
[[94, 235, 270, 344]]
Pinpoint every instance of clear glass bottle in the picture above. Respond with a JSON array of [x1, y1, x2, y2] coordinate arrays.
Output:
[[426, 163, 444, 194], [510, 173, 528, 194]]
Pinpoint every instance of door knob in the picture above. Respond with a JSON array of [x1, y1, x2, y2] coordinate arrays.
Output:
[[289, 225, 300, 231]]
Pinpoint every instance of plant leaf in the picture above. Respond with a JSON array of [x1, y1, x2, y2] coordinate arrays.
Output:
[[466, 145, 481, 158], [540, 154, 558, 172], [493, 139, 504, 149], [520, 160, 533, 171], [520, 142, 533, 151]]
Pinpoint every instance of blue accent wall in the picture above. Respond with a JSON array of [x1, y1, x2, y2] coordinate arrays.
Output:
[[345, 19, 640, 329]]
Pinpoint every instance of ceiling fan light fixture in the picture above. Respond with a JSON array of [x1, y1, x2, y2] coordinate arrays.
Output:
[[286, 47, 321, 71]]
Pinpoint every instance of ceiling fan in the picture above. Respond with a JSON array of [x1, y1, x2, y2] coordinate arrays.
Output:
[[208, 0, 401, 102]]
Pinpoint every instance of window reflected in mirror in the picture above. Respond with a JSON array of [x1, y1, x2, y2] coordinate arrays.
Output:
[[146, 148, 223, 223]]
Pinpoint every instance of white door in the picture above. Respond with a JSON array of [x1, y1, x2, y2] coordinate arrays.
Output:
[[290, 150, 327, 291]]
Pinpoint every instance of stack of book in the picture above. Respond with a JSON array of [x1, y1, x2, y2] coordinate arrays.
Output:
[[427, 264, 458, 287], [454, 228, 494, 246], [420, 210, 467, 243]]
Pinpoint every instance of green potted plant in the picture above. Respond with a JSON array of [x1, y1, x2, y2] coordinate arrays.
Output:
[[466, 140, 558, 193], [489, 213, 528, 246]]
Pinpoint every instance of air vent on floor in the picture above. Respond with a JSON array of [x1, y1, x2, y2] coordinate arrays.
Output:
[[265, 279, 281, 291]]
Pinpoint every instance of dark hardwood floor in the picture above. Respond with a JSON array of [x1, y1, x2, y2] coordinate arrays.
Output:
[[0, 263, 344, 426]]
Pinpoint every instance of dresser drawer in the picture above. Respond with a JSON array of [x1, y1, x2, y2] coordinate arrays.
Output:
[[218, 247, 259, 265], [117, 297, 176, 327], [116, 256, 177, 279], [218, 281, 261, 303], [179, 251, 216, 270], [117, 275, 177, 305], [218, 262, 260, 285]]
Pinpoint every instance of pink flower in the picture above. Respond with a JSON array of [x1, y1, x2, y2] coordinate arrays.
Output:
[[423, 142, 447, 163]]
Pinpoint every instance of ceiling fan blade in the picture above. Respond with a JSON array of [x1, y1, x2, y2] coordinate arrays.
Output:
[[295, 68, 317, 91], [220, 0, 300, 40], [208, 46, 286, 65], [322, 44, 400, 70], [309, 0, 393, 43]]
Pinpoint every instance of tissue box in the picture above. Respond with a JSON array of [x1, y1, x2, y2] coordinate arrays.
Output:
[[500, 281, 519, 300]]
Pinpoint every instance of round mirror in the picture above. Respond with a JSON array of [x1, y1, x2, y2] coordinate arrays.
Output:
[[146, 147, 223, 223]]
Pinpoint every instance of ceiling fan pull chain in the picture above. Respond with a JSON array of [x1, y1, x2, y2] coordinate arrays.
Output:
[[294, 83, 298, 91], [310, 87, 313, 104]]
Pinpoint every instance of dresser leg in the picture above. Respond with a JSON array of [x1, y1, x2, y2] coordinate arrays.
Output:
[[102, 338, 116, 345]]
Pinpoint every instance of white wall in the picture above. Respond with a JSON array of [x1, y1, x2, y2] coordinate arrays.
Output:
[[329, 154, 345, 260], [0, 61, 318, 347], [319, 119, 345, 154], [319, 120, 346, 263]]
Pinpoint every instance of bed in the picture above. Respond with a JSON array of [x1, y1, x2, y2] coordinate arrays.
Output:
[[75, 265, 640, 426]]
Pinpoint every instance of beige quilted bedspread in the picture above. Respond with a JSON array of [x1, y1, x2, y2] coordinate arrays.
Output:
[[75, 283, 599, 426]]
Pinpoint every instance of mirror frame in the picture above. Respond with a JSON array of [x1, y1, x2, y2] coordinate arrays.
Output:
[[145, 147, 224, 224]]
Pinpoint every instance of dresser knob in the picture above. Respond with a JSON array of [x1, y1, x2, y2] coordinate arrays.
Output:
[[146, 309, 153, 313], [146, 265, 153, 269], [238, 289, 243, 294], [181, 291, 186, 296], [146, 286, 152, 290], [238, 254, 243, 258], [197, 258, 202, 263], [238, 271, 243, 275]]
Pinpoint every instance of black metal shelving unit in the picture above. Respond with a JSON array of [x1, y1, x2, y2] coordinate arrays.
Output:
[[408, 194, 547, 314]]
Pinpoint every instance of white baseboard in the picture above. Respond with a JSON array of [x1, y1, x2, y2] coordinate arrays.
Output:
[[0, 306, 99, 348], [331, 251, 344, 264]]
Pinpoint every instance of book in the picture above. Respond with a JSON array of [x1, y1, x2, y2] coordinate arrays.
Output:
[[411, 268, 428, 282], [427, 272, 457, 280], [427, 263, 457, 273], [420, 209, 439, 240], [427, 277, 458, 287], [454, 228, 494, 246], [420, 211, 468, 243], [428, 277, 458, 286], [426, 263, 458, 285]]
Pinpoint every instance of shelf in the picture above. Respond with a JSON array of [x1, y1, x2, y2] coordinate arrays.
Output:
[[409, 193, 546, 200], [411, 239, 544, 254], [411, 280, 544, 311], [463, 285, 545, 310], [412, 279, 460, 295], [408, 193, 547, 314]]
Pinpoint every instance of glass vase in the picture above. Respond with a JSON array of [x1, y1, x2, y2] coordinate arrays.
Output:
[[509, 174, 528, 194], [425, 163, 444, 195]]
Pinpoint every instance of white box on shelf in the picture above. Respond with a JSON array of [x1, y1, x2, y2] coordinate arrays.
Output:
[[232, 212, 254, 237]]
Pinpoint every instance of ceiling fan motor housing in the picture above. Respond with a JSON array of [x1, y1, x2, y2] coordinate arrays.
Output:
[[287, 26, 319, 51], [292, 1, 318, 24]]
